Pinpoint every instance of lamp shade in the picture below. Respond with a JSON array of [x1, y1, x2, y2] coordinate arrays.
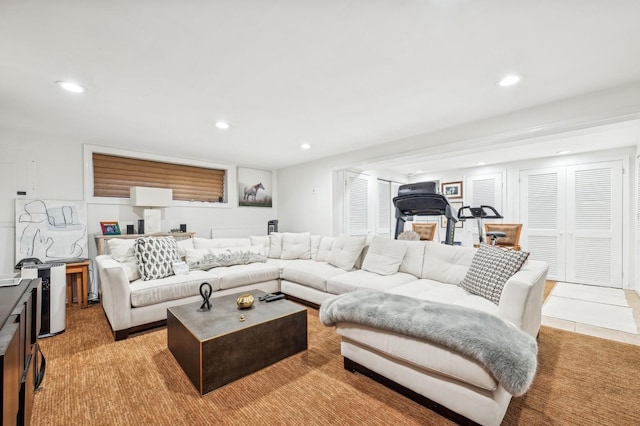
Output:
[[130, 187, 173, 207]]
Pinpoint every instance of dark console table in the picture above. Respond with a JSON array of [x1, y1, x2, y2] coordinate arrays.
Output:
[[0, 278, 42, 425]]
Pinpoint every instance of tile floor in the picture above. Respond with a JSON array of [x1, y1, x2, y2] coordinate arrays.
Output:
[[542, 283, 640, 346]]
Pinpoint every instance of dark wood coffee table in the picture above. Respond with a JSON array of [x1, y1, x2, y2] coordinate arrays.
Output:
[[167, 291, 307, 395]]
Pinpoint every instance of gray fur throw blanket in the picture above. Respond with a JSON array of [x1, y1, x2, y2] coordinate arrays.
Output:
[[320, 290, 537, 396]]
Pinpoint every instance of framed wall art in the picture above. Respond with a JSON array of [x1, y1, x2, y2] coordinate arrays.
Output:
[[15, 199, 88, 263], [100, 221, 121, 235], [238, 167, 273, 207], [442, 181, 463, 199]]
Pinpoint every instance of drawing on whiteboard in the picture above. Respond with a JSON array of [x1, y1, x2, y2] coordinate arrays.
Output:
[[15, 199, 88, 262]]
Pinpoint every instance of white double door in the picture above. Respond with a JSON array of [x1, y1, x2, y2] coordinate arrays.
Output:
[[519, 160, 623, 287]]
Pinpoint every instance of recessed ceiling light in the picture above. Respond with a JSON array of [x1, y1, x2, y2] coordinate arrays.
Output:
[[556, 150, 571, 155], [300, 143, 311, 150], [478, 162, 487, 166], [498, 74, 521, 87], [215, 121, 231, 130], [56, 81, 86, 93], [415, 170, 423, 174]]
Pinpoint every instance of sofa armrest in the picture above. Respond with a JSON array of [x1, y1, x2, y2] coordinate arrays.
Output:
[[96, 255, 133, 332], [498, 260, 549, 337]]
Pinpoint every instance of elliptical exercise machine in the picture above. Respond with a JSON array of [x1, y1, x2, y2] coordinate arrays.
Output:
[[457, 205, 505, 245]]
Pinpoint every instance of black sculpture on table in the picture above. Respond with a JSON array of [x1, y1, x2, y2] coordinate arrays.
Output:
[[199, 282, 212, 311]]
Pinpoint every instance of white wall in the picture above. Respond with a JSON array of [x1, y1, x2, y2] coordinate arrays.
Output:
[[0, 128, 277, 275], [277, 159, 335, 235]]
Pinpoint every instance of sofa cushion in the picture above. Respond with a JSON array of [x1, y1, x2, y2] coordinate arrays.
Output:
[[316, 236, 335, 262], [398, 241, 425, 278], [268, 232, 283, 258], [185, 246, 266, 270], [134, 236, 181, 280], [281, 232, 311, 260], [336, 323, 498, 391], [206, 262, 281, 290], [280, 260, 347, 292], [421, 242, 476, 284], [361, 236, 408, 276], [106, 238, 140, 282], [326, 269, 417, 295], [327, 235, 366, 271], [387, 279, 500, 317], [193, 237, 251, 249], [250, 235, 271, 257], [310, 235, 322, 260], [459, 244, 530, 305], [129, 270, 220, 308], [176, 238, 195, 258]]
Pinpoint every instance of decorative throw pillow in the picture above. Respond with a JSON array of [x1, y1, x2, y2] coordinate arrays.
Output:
[[193, 237, 251, 249], [327, 234, 367, 271], [134, 237, 181, 281], [250, 235, 271, 257], [459, 244, 530, 305], [362, 236, 408, 276], [186, 246, 267, 270], [106, 238, 141, 282], [176, 238, 195, 259], [184, 248, 210, 269], [310, 235, 322, 260], [316, 237, 335, 262], [398, 241, 425, 277], [268, 232, 283, 259], [281, 232, 311, 260]]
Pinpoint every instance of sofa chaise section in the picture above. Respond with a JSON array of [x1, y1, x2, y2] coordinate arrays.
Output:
[[325, 241, 548, 425]]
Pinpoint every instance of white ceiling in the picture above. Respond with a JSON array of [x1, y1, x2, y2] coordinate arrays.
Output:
[[1, 1, 640, 172]]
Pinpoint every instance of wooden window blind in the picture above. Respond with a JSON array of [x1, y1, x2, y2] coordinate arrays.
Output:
[[93, 153, 225, 202]]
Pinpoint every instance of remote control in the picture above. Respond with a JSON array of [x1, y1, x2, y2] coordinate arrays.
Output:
[[259, 293, 276, 301], [265, 294, 285, 302]]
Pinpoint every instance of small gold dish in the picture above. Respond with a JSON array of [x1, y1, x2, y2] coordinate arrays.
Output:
[[236, 294, 255, 309]]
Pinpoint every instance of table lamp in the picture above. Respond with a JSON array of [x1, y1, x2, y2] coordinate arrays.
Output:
[[130, 187, 172, 234]]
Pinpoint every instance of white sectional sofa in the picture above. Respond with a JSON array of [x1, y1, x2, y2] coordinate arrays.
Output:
[[95, 232, 548, 425]]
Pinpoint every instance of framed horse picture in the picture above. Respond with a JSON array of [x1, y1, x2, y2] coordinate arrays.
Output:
[[238, 167, 273, 207]]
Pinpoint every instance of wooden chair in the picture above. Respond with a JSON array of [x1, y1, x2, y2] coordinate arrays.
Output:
[[411, 223, 436, 241], [484, 223, 522, 251]]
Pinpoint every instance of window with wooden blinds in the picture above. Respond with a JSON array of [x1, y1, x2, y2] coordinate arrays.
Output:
[[92, 153, 226, 202]]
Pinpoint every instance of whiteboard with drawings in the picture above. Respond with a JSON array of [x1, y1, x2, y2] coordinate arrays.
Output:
[[15, 199, 88, 263]]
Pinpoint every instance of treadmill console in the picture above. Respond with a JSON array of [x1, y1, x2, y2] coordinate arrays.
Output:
[[397, 181, 438, 196]]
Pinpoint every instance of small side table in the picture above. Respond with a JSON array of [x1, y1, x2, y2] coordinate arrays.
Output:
[[66, 260, 90, 308]]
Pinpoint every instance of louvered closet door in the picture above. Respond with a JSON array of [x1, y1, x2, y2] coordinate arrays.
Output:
[[466, 173, 503, 242], [345, 172, 369, 237], [566, 161, 623, 287], [519, 168, 566, 281]]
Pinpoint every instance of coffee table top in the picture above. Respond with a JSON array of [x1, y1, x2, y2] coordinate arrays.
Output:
[[167, 290, 307, 342]]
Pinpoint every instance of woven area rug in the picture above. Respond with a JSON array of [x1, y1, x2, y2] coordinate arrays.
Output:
[[32, 303, 640, 425]]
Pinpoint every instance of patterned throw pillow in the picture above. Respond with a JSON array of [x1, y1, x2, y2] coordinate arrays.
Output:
[[134, 237, 181, 280], [459, 243, 529, 305], [186, 246, 267, 270]]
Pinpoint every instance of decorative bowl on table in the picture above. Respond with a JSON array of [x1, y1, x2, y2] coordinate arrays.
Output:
[[236, 294, 255, 309]]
